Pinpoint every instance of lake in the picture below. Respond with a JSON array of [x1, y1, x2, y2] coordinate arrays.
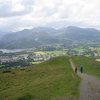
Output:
[[0, 49, 24, 53]]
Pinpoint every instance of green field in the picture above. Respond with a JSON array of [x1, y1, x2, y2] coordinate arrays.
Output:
[[72, 56, 100, 77], [31, 61, 42, 64], [33, 50, 66, 56], [0, 57, 80, 100], [45, 51, 66, 55]]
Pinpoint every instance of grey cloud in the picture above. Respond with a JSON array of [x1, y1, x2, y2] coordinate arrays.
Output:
[[0, 1, 33, 18], [0, 0, 100, 31], [21, 0, 35, 6], [41, 7, 57, 17]]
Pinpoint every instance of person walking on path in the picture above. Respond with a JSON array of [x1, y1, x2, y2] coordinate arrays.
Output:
[[74, 64, 77, 73], [69, 59, 100, 100], [80, 64, 83, 73]]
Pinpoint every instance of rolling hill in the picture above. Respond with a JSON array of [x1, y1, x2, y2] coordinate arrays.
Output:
[[0, 26, 100, 49], [72, 56, 100, 77], [0, 57, 80, 100]]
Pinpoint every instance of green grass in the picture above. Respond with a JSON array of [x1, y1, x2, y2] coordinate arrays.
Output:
[[72, 56, 100, 77], [0, 57, 80, 100]]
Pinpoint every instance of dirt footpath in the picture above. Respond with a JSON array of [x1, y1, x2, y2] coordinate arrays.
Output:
[[69, 59, 100, 100]]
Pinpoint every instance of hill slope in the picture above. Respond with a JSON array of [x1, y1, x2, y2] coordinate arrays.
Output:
[[0, 26, 100, 49], [0, 57, 80, 100], [72, 56, 100, 77]]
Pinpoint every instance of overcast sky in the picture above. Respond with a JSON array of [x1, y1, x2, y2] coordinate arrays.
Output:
[[0, 0, 100, 31]]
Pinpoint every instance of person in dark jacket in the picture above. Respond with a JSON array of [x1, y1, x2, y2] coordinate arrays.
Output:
[[80, 64, 83, 73], [75, 64, 77, 73]]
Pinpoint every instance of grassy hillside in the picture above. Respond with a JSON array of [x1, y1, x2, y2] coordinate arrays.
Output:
[[0, 57, 80, 100], [72, 56, 100, 77]]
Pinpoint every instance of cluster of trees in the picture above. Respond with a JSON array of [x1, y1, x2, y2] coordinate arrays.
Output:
[[0, 59, 30, 70]]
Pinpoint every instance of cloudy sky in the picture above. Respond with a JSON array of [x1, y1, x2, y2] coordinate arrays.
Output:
[[0, 0, 100, 31]]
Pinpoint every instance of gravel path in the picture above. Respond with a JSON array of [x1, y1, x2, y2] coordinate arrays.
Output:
[[69, 59, 100, 100]]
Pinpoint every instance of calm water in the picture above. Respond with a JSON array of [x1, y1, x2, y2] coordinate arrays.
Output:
[[0, 49, 24, 53]]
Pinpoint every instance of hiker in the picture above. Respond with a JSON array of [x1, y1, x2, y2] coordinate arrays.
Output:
[[80, 64, 83, 73], [75, 64, 77, 73]]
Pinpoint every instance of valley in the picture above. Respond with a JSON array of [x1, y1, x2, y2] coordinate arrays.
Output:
[[0, 26, 100, 100], [0, 43, 100, 70], [0, 0, 100, 100]]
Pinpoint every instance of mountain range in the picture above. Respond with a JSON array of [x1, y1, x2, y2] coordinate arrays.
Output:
[[0, 26, 100, 49]]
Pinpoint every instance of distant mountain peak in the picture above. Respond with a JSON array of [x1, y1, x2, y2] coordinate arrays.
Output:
[[0, 26, 100, 49]]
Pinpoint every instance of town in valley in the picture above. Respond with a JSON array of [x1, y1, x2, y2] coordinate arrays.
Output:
[[0, 43, 100, 70]]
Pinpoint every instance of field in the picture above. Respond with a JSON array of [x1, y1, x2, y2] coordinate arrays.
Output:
[[72, 56, 100, 77], [31, 61, 42, 64], [33, 50, 67, 56], [33, 51, 46, 55], [45, 51, 66, 55], [0, 57, 80, 100]]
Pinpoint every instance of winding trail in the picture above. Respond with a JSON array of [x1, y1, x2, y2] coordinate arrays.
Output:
[[69, 59, 100, 100]]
